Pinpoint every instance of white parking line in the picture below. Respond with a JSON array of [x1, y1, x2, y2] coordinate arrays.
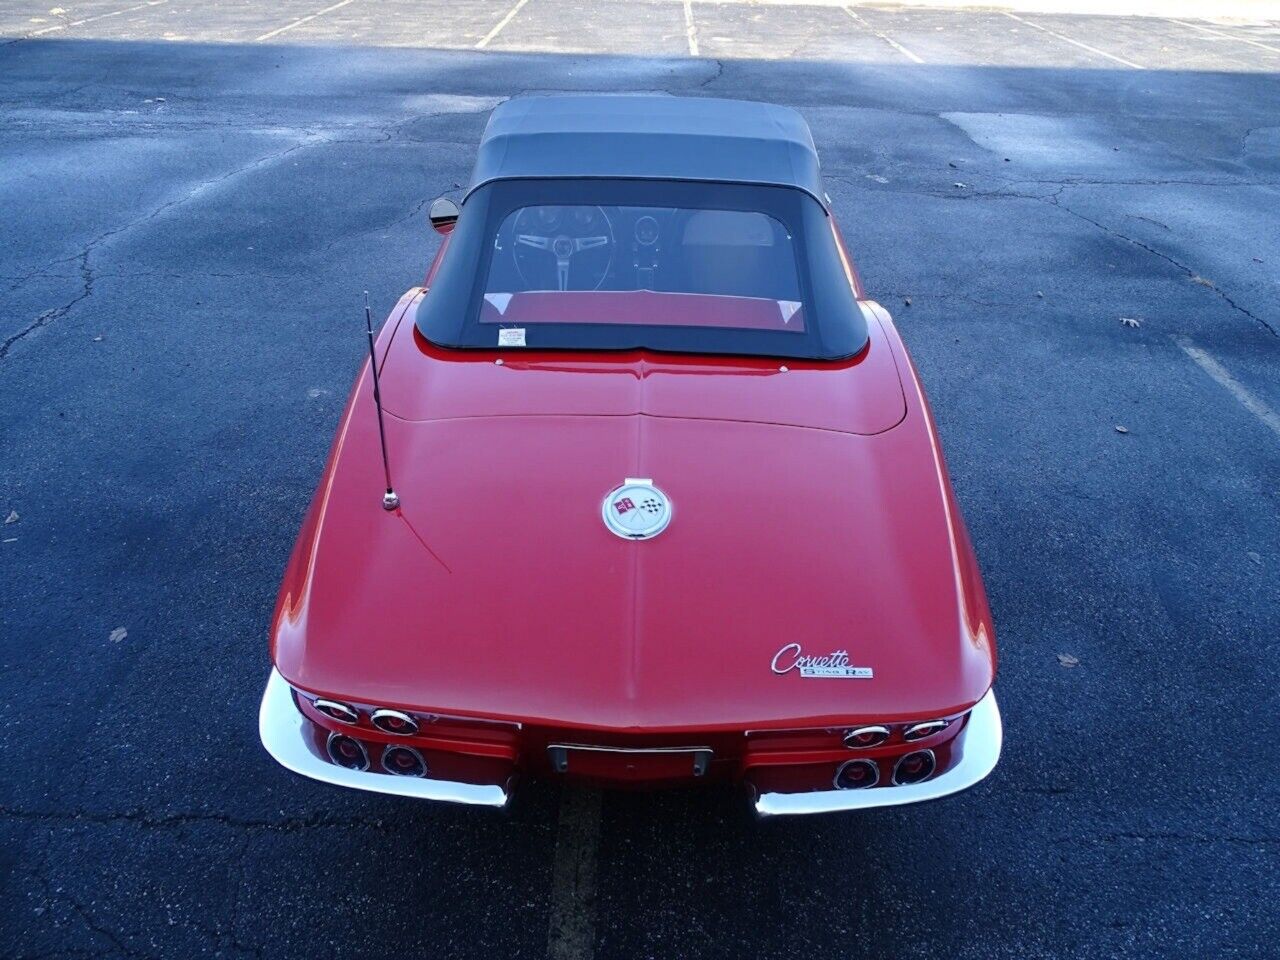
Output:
[[1168, 18, 1280, 56], [28, 0, 169, 37], [545, 787, 602, 960], [254, 0, 359, 43], [844, 7, 923, 64], [1177, 337, 1280, 441], [683, 0, 699, 57], [477, 0, 531, 49], [1001, 11, 1144, 70]]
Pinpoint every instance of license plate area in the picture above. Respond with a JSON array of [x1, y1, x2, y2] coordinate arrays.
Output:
[[548, 744, 713, 780]]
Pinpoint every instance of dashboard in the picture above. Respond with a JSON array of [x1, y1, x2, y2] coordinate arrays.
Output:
[[501, 205, 680, 293]]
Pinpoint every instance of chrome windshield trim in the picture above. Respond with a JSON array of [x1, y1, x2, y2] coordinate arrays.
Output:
[[753, 688, 1002, 817], [258, 668, 509, 808]]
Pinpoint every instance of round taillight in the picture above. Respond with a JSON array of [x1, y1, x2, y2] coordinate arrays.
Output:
[[383, 745, 427, 777], [326, 733, 369, 771], [893, 750, 936, 785], [371, 709, 419, 736], [833, 758, 880, 790], [903, 720, 948, 742], [313, 699, 358, 725], [843, 725, 890, 749]]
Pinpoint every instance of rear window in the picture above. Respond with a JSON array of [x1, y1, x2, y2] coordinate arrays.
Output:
[[482, 205, 804, 333], [417, 179, 867, 360]]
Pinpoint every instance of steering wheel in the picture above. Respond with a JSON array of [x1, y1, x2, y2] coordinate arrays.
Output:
[[511, 205, 614, 291]]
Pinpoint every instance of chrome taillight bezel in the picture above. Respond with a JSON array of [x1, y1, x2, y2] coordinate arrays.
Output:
[[382, 745, 427, 778], [371, 708, 420, 736], [903, 719, 949, 742], [892, 749, 936, 785], [313, 699, 359, 725], [842, 725, 891, 749], [833, 758, 880, 790], [326, 732, 370, 771]]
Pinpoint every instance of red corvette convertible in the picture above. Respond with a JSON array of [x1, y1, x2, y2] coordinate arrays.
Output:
[[259, 96, 1001, 815]]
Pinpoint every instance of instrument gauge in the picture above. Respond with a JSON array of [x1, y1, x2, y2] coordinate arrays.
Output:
[[634, 215, 660, 246]]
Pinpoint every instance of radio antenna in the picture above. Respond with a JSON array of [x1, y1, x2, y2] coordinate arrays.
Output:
[[363, 291, 399, 511]]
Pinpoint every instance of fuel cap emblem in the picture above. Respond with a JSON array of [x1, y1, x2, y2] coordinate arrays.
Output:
[[602, 478, 672, 541]]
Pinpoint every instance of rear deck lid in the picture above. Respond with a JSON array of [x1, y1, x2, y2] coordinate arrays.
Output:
[[381, 298, 906, 436]]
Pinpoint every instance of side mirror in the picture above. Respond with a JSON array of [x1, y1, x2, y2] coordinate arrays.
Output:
[[429, 197, 460, 234]]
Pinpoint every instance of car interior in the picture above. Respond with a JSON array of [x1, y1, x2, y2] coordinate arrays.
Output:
[[486, 204, 804, 303]]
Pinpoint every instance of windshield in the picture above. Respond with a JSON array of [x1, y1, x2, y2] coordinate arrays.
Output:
[[416, 179, 867, 360]]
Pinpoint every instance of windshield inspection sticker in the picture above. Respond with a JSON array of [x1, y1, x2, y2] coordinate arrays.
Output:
[[497, 327, 526, 347]]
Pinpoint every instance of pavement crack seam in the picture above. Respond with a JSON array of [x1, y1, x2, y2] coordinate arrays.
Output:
[[1105, 830, 1280, 846], [991, 175, 1280, 188], [225, 834, 266, 960], [0, 250, 94, 360], [24, 828, 157, 959], [546, 787, 602, 960], [315, 192, 434, 256], [3, 111, 469, 304], [0, 804, 402, 833], [697, 58, 725, 89], [1047, 194, 1277, 338], [824, 173, 1275, 337], [0, 135, 323, 361]]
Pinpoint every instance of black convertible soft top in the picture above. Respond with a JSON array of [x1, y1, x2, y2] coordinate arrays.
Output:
[[466, 95, 828, 208]]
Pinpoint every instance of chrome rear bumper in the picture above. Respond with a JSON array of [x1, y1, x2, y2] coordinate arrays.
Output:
[[261, 666, 999, 815], [258, 668, 510, 808], [752, 688, 1003, 816]]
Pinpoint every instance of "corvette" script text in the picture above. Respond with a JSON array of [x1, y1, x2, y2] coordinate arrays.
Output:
[[770, 643, 874, 679]]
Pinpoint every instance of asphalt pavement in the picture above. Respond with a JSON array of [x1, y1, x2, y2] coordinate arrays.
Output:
[[2, 2, 1279, 958]]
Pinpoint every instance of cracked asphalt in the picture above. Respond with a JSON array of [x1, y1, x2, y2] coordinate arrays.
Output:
[[2, 2, 1279, 958]]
